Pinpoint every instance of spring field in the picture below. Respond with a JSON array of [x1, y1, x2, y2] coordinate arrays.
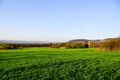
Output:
[[0, 47, 120, 80]]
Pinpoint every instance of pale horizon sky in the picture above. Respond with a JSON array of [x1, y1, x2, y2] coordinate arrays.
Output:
[[0, 0, 120, 42]]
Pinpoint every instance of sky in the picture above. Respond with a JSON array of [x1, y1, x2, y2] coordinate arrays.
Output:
[[0, 0, 120, 42]]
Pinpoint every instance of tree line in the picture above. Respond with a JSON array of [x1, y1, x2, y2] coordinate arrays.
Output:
[[0, 38, 120, 51]]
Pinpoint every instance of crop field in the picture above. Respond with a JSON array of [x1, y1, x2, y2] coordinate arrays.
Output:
[[0, 47, 120, 80]]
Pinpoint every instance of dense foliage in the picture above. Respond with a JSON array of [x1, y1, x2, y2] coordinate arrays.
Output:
[[0, 47, 120, 80], [0, 42, 89, 49], [0, 43, 51, 49], [65, 42, 88, 48], [0, 43, 21, 49], [49, 43, 66, 48]]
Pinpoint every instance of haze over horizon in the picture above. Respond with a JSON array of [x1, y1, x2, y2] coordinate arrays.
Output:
[[0, 0, 120, 42]]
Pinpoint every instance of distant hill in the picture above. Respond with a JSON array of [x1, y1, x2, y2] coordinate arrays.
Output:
[[0, 38, 117, 44], [68, 38, 119, 43], [68, 39, 88, 43], [0, 40, 51, 44], [68, 39, 100, 43]]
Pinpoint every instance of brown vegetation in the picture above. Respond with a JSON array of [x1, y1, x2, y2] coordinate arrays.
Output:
[[88, 41, 100, 48], [49, 43, 66, 48], [99, 38, 120, 51]]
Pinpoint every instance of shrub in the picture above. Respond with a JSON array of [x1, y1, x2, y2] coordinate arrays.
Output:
[[66, 43, 88, 48], [0, 43, 22, 50], [88, 41, 100, 48], [99, 38, 120, 51], [49, 43, 66, 48]]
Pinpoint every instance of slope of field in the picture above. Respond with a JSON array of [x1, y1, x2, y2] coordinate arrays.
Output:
[[0, 47, 120, 80]]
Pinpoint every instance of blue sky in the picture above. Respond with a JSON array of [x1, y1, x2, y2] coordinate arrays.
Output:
[[0, 0, 120, 41]]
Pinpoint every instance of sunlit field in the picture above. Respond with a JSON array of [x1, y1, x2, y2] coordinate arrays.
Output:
[[0, 47, 120, 80]]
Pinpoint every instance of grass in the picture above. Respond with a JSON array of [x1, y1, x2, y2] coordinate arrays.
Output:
[[0, 47, 120, 80]]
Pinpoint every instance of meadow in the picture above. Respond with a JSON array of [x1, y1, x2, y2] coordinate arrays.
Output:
[[0, 47, 120, 80]]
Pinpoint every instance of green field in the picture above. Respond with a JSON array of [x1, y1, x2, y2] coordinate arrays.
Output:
[[0, 47, 120, 80]]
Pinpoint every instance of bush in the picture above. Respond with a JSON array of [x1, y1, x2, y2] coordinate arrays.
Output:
[[66, 43, 88, 48], [88, 41, 100, 48], [49, 43, 66, 48], [0, 43, 22, 50], [49, 42, 88, 49], [99, 38, 120, 51]]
